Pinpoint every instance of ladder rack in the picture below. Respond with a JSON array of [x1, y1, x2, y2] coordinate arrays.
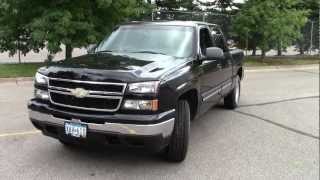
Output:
[[151, 10, 230, 23]]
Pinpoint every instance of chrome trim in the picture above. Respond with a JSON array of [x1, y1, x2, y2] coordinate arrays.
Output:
[[222, 82, 232, 90], [49, 89, 122, 99], [48, 77, 127, 95], [177, 82, 187, 90], [202, 87, 220, 101], [49, 86, 123, 96], [29, 110, 175, 138], [202, 80, 232, 102], [49, 90, 123, 112], [158, 109, 176, 119], [49, 77, 127, 86], [47, 77, 127, 112]]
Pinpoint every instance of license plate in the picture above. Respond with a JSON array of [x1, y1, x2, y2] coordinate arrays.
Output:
[[65, 122, 87, 138]]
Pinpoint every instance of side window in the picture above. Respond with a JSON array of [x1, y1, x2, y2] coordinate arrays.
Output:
[[211, 29, 227, 52], [199, 28, 213, 55]]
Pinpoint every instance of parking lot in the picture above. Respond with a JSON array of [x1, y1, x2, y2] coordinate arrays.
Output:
[[0, 66, 319, 180]]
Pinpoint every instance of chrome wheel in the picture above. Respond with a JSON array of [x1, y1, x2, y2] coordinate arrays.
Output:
[[235, 78, 240, 105], [224, 75, 241, 109]]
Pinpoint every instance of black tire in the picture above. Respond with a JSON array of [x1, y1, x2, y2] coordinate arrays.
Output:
[[224, 76, 240, 109], [165, 100, 190, 162]]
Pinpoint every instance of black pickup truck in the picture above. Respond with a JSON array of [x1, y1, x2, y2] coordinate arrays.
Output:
[[28, 21, 244, 162]]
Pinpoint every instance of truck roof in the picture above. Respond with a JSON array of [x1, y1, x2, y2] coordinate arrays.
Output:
[[122, 21, 219, 28]]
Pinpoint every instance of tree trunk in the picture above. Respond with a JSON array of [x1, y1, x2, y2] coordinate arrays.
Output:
[[18, 50, 21, 64], [17, 39, 21, 64], [65, 44, 73, 59], [299, 46, 304, 55], [261, 49, 266, 58], [277, 41, 282, 56], [277, 46, 282, 56], [252, 46, 257, 56]]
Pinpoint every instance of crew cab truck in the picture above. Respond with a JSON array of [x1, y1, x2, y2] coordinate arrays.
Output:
[[28, 21, 244, 162]]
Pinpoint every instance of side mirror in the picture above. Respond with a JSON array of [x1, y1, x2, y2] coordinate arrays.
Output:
[[87, 44, 97, 54], [206, 47, 224, 60]]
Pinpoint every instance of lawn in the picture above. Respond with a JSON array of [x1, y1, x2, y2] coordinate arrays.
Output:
[[0, 56, 319, 78], [244, 56, 320, 66], [0, 63, 45, 78]]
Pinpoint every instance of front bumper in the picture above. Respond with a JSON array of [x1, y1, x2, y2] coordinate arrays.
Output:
[[29, 110, 175, 138], [28, 100, 175, 150]]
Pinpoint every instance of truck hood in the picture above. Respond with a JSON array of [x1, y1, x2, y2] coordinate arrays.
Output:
[[39, 53, 189, 83]]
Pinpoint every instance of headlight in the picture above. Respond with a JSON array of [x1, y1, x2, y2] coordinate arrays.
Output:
[[128, 81, 160, 94], [34, 89, 49, 100], [35, 72, 48, 85], [123, 99, 158, 111]]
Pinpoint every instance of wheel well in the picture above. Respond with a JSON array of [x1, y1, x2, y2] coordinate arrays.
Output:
[[179, 89, 198, 120], [237, 67, 243, 80]]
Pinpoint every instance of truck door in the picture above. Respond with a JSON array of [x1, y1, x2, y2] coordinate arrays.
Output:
[[211, 29, 233, 95], [198, 27, 223, 103]]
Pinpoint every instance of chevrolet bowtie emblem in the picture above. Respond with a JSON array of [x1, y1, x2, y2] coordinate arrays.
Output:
[[70, 88, 89, 98]]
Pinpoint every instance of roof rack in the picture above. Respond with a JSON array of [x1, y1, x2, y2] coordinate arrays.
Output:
[[151, 10, 230, 23]]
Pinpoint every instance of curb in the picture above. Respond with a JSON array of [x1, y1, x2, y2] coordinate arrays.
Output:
[[0, 77, 33, 83], [245, 64, 319, 72]]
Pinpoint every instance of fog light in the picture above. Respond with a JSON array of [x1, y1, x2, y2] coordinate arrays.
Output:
[[34, 89, 49, 100], [123, 99, 158, 111]]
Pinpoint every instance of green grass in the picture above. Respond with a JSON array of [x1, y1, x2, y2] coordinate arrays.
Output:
[[0, 57, 319, 78], [244, 56, 320, 67], [0, 63, 45, 78]]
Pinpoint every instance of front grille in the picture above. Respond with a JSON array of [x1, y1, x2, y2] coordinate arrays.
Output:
[[49, 79, 124, 93], [48, 78, 126, 112], [50, 92, 120, 110]]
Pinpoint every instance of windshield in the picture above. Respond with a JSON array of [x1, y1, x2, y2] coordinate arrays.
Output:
[[96, 25, 195, 58]]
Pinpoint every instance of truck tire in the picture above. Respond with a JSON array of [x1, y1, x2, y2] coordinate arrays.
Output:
[[224, 76, 240, 109], [165, 100, 190, 162]]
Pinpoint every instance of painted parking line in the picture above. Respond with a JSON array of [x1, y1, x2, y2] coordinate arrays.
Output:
[[0, 130, 41, 138]]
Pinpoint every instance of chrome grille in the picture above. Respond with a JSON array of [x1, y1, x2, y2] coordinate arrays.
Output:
[[48, 78, 126, 112]]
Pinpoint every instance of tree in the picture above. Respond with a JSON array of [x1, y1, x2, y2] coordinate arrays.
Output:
[[155, 0, 196, 10], [29, 0, 149, 59], [0, 0, 44, 63], [0, 0, 149, 60], [232, 0, 308, 57], [295, 0, 320, 54], [196, 0, 239, 38]]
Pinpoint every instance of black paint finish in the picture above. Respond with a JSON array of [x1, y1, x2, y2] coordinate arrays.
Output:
[[30, 21, 244, 129]]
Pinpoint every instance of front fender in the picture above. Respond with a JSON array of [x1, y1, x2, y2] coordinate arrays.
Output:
[[158, 63, 200, 113]]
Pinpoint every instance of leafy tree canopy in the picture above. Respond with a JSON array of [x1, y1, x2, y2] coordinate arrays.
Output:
[[0, 0, 45, 60], [232, 0, 308, 57], [0, 0, 150, 59]]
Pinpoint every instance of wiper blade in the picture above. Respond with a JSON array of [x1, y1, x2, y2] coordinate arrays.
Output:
[[129, 50, 167, 55], [96, 50, 113, 53]]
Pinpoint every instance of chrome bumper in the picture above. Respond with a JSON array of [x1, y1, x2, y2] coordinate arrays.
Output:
[[29, 110, 175, 138]]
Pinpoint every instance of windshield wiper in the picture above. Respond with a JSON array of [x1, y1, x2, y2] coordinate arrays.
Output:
[[95, 50, 114, 53], [129, 50, 167, 56]]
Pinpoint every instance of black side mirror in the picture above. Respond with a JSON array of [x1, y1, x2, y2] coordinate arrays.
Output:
[[87, 44, 97, 54], [206, 47, 224, 60]]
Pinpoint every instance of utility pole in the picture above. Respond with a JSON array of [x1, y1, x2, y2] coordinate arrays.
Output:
[[245, 31, 248, 56], [151, 10, 154, 21], [310, 20, 314, 55]]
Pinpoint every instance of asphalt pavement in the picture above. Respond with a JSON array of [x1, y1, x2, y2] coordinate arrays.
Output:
[[0, 66, 319, 180]]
